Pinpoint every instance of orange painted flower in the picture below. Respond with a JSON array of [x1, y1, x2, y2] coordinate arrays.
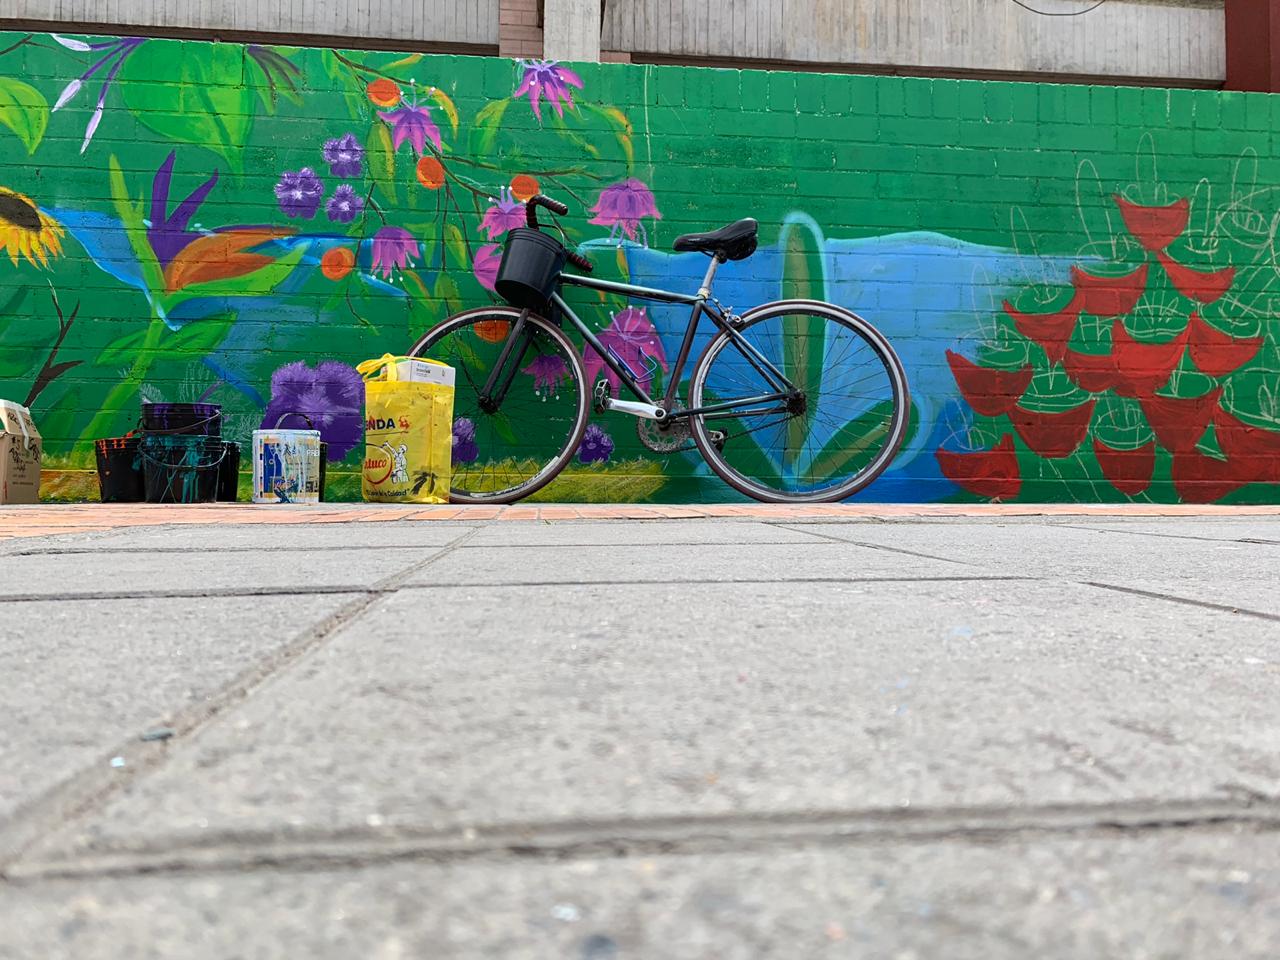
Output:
[[321, 246, 356, 280], [475, 319, 511, 343], [510, 174, 539, 202], [367, 78, 401, 108], [415, 156, 445, 189]]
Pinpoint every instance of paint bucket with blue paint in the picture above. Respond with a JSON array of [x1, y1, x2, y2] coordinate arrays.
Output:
[[139, 434, 226, 504], [252, 413, 321, 504], [94, 435, 145, 503], [140, 402, 222, 437]]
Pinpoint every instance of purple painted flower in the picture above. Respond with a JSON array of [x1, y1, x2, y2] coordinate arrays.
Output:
[[323, 132, 364, 178], [522, 354, 570, 395], [275, 168, 325, 219], [582, 307, 669, 394], [578, 424, 614, 464], [370, 226, 418, 278], [377, 104, 442, 156], [514, 60, 584, 122], [147, 151, 219, 268], [480, 188, 526, 241], [326, 184, 365, 224], [473, 243, 502, 292], [452, 417, 478, 464], [260, 360, 364, 460], [51, 36, 146, 153], [589, 179, 662, 245]]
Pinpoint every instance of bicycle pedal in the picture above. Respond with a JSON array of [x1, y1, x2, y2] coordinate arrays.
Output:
[[592, 379, 611, 414]]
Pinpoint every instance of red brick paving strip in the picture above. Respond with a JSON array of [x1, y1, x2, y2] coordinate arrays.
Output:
[[0, 503, 1278, 541]]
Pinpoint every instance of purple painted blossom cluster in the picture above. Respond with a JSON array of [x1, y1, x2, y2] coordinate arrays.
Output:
[[274, 133, 368, 223], [578, 424, 614, 464]]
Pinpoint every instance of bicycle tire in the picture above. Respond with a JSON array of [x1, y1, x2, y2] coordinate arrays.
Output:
[[687, 299, 910, 503], [408, 306, 589, 504]]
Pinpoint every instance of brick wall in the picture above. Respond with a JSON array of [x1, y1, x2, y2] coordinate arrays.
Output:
[[0, 30, 1278, 504], [499, 0, 543, 58]]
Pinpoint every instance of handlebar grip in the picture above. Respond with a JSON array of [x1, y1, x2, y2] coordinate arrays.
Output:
[[567, 251, 595, 274], [533, 194, 569, 216]]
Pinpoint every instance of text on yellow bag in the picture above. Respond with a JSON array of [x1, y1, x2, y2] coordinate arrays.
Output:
[[358, 354, 455, 504]]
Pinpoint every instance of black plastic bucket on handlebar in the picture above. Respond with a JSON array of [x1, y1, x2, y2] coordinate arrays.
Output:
[[495, 227, 567, 311]]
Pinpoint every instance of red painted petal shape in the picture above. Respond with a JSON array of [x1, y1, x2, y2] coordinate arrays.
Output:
[[945, 351, 1033, 416], [1002, 297, 1081, 365], [1213, 408, 1280, 483], [1187, 312, 1264, 377], [1071, 264, 1149, 317], [1109, 317, 1190, 398], [1063, 348, 1121, 393], [1157, 252, 1235, 305], [1093, 438, 1156, 496], [1009, 400, 1096, 459], [1139, 388, 1222, 454], [1113, 195, 1190, 252], [1171, 449, 1252, 504], [935, 435, 1021, 500]]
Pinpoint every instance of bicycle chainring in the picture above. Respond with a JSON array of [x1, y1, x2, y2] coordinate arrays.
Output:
[[637, 408, 694, 454]]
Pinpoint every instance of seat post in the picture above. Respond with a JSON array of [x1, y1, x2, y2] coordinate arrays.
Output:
[[697, 256, 722, 300]]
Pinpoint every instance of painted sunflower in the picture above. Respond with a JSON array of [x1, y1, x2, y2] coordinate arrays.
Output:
[[0, 187, 64, 268]]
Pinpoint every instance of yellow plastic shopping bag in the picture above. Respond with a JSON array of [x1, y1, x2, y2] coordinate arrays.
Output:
[[358, 354, 455, 504]]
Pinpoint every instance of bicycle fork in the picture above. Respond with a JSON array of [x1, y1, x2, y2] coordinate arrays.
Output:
[[478, 308, 533, 413]]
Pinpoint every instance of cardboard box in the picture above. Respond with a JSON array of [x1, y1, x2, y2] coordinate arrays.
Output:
[[0, 400, 42, 504], [394, 359, 455, 388]]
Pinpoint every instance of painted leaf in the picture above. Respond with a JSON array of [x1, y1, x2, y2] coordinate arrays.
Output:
[[1187, 312, 1264, 377], [428, 86, 460, 136], [1002, 297, 1081, 365], [164, 243, 309, 306], [167, 311, 235, 356], [1070, 264, 1149, 318], [1157, 252, 1235, 305], [945, 350, 1032, 416], [107, 155, 165, 292], [121, 42, 255, 173], [1213, 408, 1280, 483], [470, 98, 510, 157], [1109, 317, 1189, 398], [1063, 348, 1121, 393], [444, 223, 467, 268], [583, 102, 634, 168], [935, 435, 1021, 500], [0, 78, 49, 155], [1171, 448, 1251, 504], [434, 274, 461, 313], [163, 228, 296, 293], [1009, 400, 1096, 459], [1139, 388, 1222, 454], [97, 328, 149, 366], [386, 53, 424, 70], [1113, 195, 1189, 252], [1093, 438, 1155, 496], [807, 400, 899, 481], [779, 220, 827, 470], [368, 121, 397, 204]]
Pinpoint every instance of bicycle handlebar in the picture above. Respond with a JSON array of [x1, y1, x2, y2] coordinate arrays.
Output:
[[525, 193, 594, 273]]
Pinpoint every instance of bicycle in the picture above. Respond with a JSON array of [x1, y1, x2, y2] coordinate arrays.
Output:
[[408, 194, 910, 504]]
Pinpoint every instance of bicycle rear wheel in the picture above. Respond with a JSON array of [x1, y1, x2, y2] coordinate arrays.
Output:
[[687, 300, 909, 503], [408, 307, 588, 503]]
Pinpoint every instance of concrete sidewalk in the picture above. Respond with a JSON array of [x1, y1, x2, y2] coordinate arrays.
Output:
[[1, 506, 1278, 958]]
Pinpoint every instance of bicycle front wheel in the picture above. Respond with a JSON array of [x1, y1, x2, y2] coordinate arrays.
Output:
[[687, 300, 910, 503], [409, 307, 589, 503]]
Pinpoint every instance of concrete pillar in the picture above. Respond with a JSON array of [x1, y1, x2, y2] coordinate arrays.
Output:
[[1225, 0, 1280, 92], [542, 0, 601, 62], [499, 0, 543, 59]]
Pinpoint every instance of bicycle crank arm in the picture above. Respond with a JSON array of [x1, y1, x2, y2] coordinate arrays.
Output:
[[602, 397, 666, 420]]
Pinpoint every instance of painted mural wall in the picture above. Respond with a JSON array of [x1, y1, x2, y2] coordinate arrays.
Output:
[[0, 30, 1278, 503]]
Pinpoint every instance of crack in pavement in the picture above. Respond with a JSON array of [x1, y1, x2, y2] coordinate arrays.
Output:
[[770, 523, 977, 565], [1080, 581, 1280, 624], [0, 527, 480, 876], [8, 795, 1279, 885]]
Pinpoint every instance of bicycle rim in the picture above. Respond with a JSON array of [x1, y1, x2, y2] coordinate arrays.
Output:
[[688, 302, 910, 502], [410, 308, 589, 503]]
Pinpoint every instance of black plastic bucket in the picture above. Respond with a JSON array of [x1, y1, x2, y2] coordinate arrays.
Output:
[[319, 442, 328, 502], [495, 228, 567, 310], [141, 402, 222, 437], [95, 435, 144, 503], [140, 435, 226, 504], [217, 441, 241, 501]]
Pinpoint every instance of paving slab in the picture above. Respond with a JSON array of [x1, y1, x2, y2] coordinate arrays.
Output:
[[462, 521, 830, 547], [29, 578, 1280, 861], [0, 548, 443, 598], [4, 826, 1278, 960], [7, 523, 478, 553], [0, 594, 359, 822], [404, 542, 971, 587]]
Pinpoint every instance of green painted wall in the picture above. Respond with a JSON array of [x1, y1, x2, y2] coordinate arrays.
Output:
[[0, 30, 1278, 503]]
